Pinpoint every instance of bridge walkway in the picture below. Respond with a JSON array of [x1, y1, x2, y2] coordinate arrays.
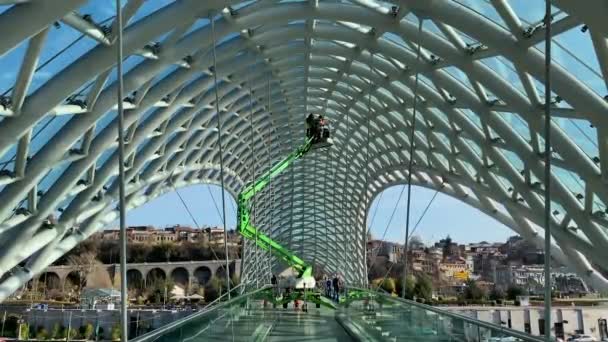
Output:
[[131, 288, 547, 342]]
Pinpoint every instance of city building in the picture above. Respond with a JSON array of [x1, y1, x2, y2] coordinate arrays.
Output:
[[495, 265, 545, 294], [366, 240, 404, 263], [439, 257, 468, 280], [93, 225, 241, 246]]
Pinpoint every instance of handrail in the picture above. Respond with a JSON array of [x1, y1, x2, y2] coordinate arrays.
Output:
[[349, 287, 551, 342], [131, 285, 270, 342]]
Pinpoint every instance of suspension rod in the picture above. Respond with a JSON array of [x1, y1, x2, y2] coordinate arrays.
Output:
[[402, 18, 423, 299], [210, 12, 231, 300]]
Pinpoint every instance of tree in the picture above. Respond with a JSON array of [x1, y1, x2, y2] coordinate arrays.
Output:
[[231, 273, 241, 287], [129, 243, 151, 263], [408, 235, 425, 250], [312, 263, 327, 281], [506, 285, 524, 300], [66, 251, 100, 294], [382, 278, 397, 294], [367, 256, 391, 280], [146, 277, 174, 304], [97, 241, 120, 264], [148, 242, 178, 262], [414, 275, 433, 300], [204, 276, 224, 302], [463, 279, 486, 301], [396, 275, 417, 299], [442, 235, 452, 259], [489, 287, 505, 301]]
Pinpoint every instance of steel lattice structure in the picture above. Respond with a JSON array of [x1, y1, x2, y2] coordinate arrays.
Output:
[[0, 0, 608, 300]]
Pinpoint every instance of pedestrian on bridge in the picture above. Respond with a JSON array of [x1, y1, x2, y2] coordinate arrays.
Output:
[[332, 276, 340, 302]]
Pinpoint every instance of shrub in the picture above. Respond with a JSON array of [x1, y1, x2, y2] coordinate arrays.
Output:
[[19, 323, 29, 340], [463, 279, 487, 301], [35, 326, 49, 340], [80, 322, 94, 340], [385, 278, 397, 294], [204, 276, 223, 302], [506, 285, 524, 301], [111, 325, 121, 341], [66, 327, 79, 340], [490, 287, 505, 301], [51, 323, 62, 339], [2, 314, 19, 337]]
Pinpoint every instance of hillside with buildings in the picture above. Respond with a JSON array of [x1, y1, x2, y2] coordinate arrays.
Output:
[[367, 234, 591, 300], [52, 225, 242, 266]]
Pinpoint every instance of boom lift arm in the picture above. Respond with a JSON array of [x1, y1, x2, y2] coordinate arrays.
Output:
[[237, 138, 315, 278]]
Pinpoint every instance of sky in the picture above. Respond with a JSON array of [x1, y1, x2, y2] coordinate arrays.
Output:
[[120, 183, 514, 245]]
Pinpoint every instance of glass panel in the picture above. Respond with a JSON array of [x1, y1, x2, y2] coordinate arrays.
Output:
[[335, 289, 544, 342]]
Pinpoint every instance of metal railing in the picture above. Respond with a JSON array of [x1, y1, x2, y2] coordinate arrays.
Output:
[[131, 284, 269, 341], [346, 287, 550, 342]]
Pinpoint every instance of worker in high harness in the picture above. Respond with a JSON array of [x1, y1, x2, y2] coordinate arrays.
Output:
[[305, 113, 332, 145]]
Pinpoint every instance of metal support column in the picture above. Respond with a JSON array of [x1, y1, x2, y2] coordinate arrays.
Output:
[[114, 0, 128, 340], [543, 1, 552, 340]]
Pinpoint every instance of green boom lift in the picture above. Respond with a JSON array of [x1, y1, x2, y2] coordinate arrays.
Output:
[[237, 120, 333, 308]]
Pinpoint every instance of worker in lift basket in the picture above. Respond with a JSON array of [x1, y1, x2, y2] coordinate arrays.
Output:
[[317, 115, 326, 142], [305, 113, 315, 139], [320, 115, 330, 139]]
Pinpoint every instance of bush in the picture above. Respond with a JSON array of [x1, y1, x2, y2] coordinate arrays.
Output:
[[35, 326, 49, 340], [2, 314, 19, 338], [397, 275, 416, 299], [463, 279, 487, 301], [507, 285, 524, 300], [66, 327, 79, 340], [384, 278, 397, 294], [51, 323, 63, 339], [19, 323, 29, 340], [80, 322, 94, 340], [204, 276, 224, 302], [111, 325, 121, 341], [490, 287, 505, 301], [514, 299, 521, 306], [414, 275, 433, 301]]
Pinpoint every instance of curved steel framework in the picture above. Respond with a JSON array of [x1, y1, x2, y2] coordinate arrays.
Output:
[[0, 0, 608, 300]]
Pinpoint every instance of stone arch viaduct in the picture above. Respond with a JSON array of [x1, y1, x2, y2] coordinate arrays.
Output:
[[37, 260, 241, 290]]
